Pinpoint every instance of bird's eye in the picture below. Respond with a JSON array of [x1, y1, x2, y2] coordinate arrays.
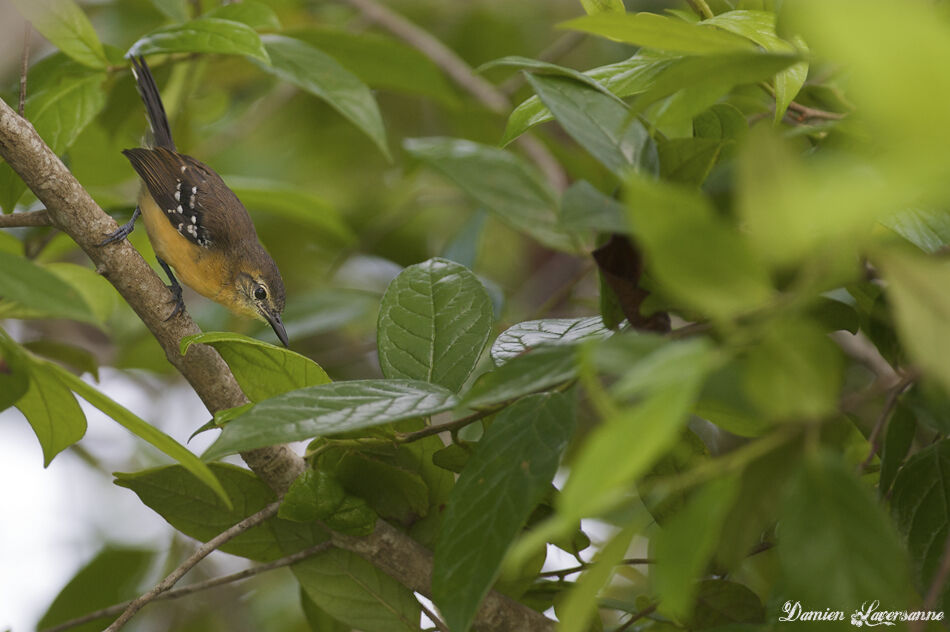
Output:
[[254, 286, 267, 301]]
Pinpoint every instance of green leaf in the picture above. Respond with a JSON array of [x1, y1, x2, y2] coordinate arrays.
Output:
[[559, 364, 708, 522], [560, 13, 756, 54], [24, 339, 99, 381], [879, 404, 916, 497], [127, 17, 270, 62], [503, 51, 676, 145], [657, 138, 723, 186], [882, 208, 950, 255], [257, 35, 390, 160], [463, 345, 578, 409], [491, 317, 611, 365], [50, 365, 229, 505], [147, 0, 188, 23], [741, 319, 842, 421], [288, 27, 458, 105], [404, 137, 575, 252], [780, 451, 913, 609], [891, 439, 950, 611], [116, 463, 325, 561], [688, 579, 765, 629], [37, 547, 153, 632], [479, 57, 627, 105], [301, 588, 350, 632], [203, 380, 460, 460], [226, 177, 357, 247], [579, 0, 625, 14], [652, 475, 741, 618], [879, 252, 950, 396], [0, 252, 98, 322], [334, 453, 429, 524], [181, 332, 330, 402], [559, 181, 628, 234], [294, 549, 421, 632], [378, 258, 492, 392], [693, 103, 748, 141], [433, 392, 575, 632], [525, 73, 657, 178], [11, 0, 108, 68], [280, 470, 376, 535], [15, 360, 86, 467], [205, 1, 281, 30], [46, 262, 118, 325], [0, 338, 29, 412], [624, 173, 773, 320]]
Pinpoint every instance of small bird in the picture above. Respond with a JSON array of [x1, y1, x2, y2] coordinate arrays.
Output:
[[101, 56, 288, 347]]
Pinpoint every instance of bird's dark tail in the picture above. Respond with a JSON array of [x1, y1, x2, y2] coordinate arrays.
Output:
[[130, 56, 175, 150]]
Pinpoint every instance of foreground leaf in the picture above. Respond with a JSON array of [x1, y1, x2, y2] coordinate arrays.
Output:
[[203, 380, 459, 460], [15, 360, 86, 467], [433, 393, 575, 632], [378, 258, 493, 392], [258, 35, 390, 160], [491, 317, 611, 365], [11, 0, 108, 68], [464, 345, 578, 409], [127, 17, 270, 62], [560, 13, 755, 54], [182, 332, 330, 402]]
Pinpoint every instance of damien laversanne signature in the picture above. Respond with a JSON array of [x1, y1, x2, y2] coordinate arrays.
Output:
[[780, 600, 945, 626]]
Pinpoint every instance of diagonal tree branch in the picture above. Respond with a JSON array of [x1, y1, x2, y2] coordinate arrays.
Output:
[[0, 96, 553, 632]]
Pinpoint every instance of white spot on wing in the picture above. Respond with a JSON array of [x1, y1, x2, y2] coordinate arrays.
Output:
[[180, 165, 187, 173]]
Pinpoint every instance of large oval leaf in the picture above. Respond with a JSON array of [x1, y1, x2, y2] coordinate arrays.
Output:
[[203, 380, 459, 460], [491, 316, 611, 365], [257, 35, 390, 160], [378, 258, 492, 392], [11, 0, 108, 68], [0, 251, 96, 323]]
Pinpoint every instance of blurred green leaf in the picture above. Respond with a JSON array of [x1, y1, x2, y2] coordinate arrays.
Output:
[[780, 451, 913, 609], [560, 13, 755, 54], [293, 549, 420, 632], [288, 27, 458, 105], [205, 1, 281, 30], [882, 208, 950, 255], [741, 319, 842, 421], [525, 73, 656, 178], [405, 137, 574, 252], [203, 380, 459, 460], [879, 404, 915, 497], [11, 0, 108, 68], [693, 103, 747, 141], [657, 138, 722, 186], [128, 17, 269, 60], [464, 345, 578, 409], [23, 339, 99, 381], [480, 56, 626, 104], [688, 579, 765, 629], [433, 392, 575, 632], [491, 317, 611, 365], [0, 252, 96, 322], [181, 331, 330, 402], [148, 0, 189, 23], [258, 35, 390, 160], [892, 438, 950, 611], [625, 173, 772, 320], [579, 0, 625, 14], [879, 252, 950, 396], [115, 463, 325, 561], [378, 258, 493, 392], [51, 364, 229, 505], [503, 52, 675, 145], [37, 547, 153, 632], [46, 262, 118, 324], [0, 334, 30, 412], [653, 475, 740, 618], [559, 181, 627, 234]]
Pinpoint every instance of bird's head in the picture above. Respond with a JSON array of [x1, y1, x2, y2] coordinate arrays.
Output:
[[228, 244, 288, 346]]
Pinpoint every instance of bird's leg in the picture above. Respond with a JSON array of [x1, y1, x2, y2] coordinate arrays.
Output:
[[156, 256, 186, 320], [98, 206, 141, 246]]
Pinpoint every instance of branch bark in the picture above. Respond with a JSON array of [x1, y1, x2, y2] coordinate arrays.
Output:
[[0, 96, 553, 632]]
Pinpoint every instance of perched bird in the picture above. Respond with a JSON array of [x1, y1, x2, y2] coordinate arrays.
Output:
[[101, 56, 288, 346]]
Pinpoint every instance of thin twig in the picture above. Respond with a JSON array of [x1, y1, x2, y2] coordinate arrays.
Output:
[[419, 600, 451, 632], [0, 209, 51, 227], [615, 603, 658, 632], [19, 22, 31, 116], [858, 372, 916, 473], [786, 100, 846, 122], [538, 557, 654, 579], [103, 501, 281, 632], [40, 541, 333, 632], [394, 407, 500, 443], [685, 0, 714, 20], [335, 0, 567, 191]]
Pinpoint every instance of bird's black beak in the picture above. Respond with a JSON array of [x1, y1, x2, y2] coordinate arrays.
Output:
[[265, 311, 289, 347]]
